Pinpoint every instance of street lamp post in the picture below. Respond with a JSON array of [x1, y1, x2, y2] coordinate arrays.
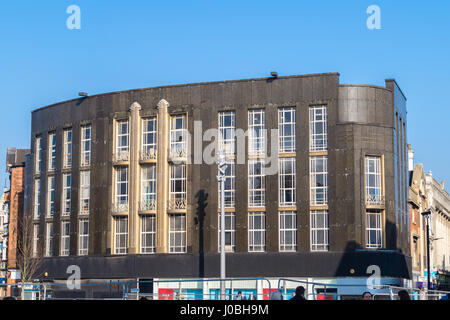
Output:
[[421, 210, 432, 290], [216, 151, 228, 300]]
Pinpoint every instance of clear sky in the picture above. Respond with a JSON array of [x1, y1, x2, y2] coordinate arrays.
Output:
[[0, 0, 449, 188]]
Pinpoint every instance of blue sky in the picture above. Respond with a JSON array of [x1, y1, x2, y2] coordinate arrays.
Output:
[[0, 0, 449, 187]]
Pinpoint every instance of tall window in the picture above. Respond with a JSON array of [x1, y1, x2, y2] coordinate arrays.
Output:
[[248, 109, 265, 155], [141, 165, 156, 211], [219, 161, 235, 208], [366, 210, 382, 248], [218, 111, 236, 155], [140, 215, 156, 254], [218, 212, 235, 253], [279, 158, 296, 206], [365, 156, 383, 205], [48, 132, 56, 171], [309, 105, 328, 151], [63, 128, 72, 168], [169, 214, 186, 253], [115, 167, 129, 212], [310, 156, 328, 205], [79, 171, 90, 214], [45, 222, 54, 257], [78, 218, 89, 256], [62, 173, 71, 216], [169, 164, 186, 209], [248, 159, 265, 207], [35, 136, 42, 173], [60, 221, 70, 256], [310, 210, 329, 251], [33, 224, 39, 257], [81, 125, 91, 166], [278, 107, 296, 153], [116, 120, 129, 160], [248, 212, 266, 252], [170, 114, 187, 158], [47, 176, 55, 218], [279, 211, 297, 251], [142, 118, 157, 159], [114, 216, 128, 254], [34, 179, 41, 219]]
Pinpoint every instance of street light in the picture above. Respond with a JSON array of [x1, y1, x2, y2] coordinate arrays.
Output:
[[216, 150, 228, 300], [421, 210, 432, 290]]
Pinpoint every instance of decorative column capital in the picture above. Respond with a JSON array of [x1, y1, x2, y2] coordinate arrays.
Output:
[[157, 99, 169, 109], [129, 102, 142, 112]]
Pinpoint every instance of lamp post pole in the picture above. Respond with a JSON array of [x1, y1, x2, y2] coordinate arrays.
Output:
[[216, 151, 227, 300], [421, 210, 432, 291]]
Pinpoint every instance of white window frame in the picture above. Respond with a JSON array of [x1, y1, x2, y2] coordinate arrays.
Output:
[[218, 111, 236, 155], [140, 215, 156, 254], [80, 125, 91, 167], [33, 224, 39, 257], [169, 214, 186, 253], [141, 165, 156, 211], [279, 158, 296, 206], [248, 159, 265, 207], [62, 173, 71, 216], [310, 156, 328, 205], [79, 170, 90, 215], [365, 156, 383, 205], [60, 221, 70, 256], [278, 107, 296, 153], [219, 161, 235, 208], [45, 222, 53, 257], [310, 210, 329, 251], [116, 119, 129, 154], [63, 128, 72, 169], [248, 109, 266, 155], [34, 179, 41, 219], [248, 212, 266, 252], [169, 164, 186, 209], [115, 167, 129, 211], [78, 218, 89, 256], [366, 210, 383, 249], [218, 212, 235, 253], [141, 117, 157, 158], [170, 114, 187, 158], [309, 105, 328, 151], [279, 211, 297, 252], [48, 132, 56, 171], [47, 176, 55, 218], [35, 136, 42, 173], [114, 216, 128, 254]]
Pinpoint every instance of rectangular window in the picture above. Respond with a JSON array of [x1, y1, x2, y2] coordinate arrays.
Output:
[[33, 224, 39, 257], [219, 111, 236, 155], [278, 107, 296, 153], [310, 156, 328, 205], [365, 156, 383, 205], [78, 218, 89, 256], [141, 165, 156, 211], [47, 176, 55, 218], [140, 215, 156, 254], [114, 216, 128, 254], [248, 159, 265, 207], [60, 221, 70, 256], [63, 128, 72, 168], [279, 158, 296, 206], [34, 179, 41, 219], [248, 109, 266, 155], [169, 214, 186, 253], [170, 114, 187, 158], [35, 136, 42, 173], [116, 120, 129, 161], [48, 132, 56, 171], [218, 212, 235, 253], [279, 211, 297, 251], [366, 210, 382, 248], [45, 222, 54, 257], [141, 117, 157, 159], [62, 173, 71, 216], [248, 212, 266, 252], [169, 164, 186, 210], [80, 125, 91, 166], [310, 210, 329, 251], [115, 167, 129, 212], [79, 170, 90, 215], [309, 105, 328, 151], [219, 161, 235, 208]]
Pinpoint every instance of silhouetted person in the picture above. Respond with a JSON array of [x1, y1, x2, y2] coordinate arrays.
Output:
[[398, 290, 411, 300], [290, 286, 306, 301], [362, 292, 373, 300], [235, 291, 243, 300]]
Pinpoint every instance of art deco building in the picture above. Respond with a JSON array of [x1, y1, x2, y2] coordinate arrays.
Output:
[[26, 73, 411, 297]]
